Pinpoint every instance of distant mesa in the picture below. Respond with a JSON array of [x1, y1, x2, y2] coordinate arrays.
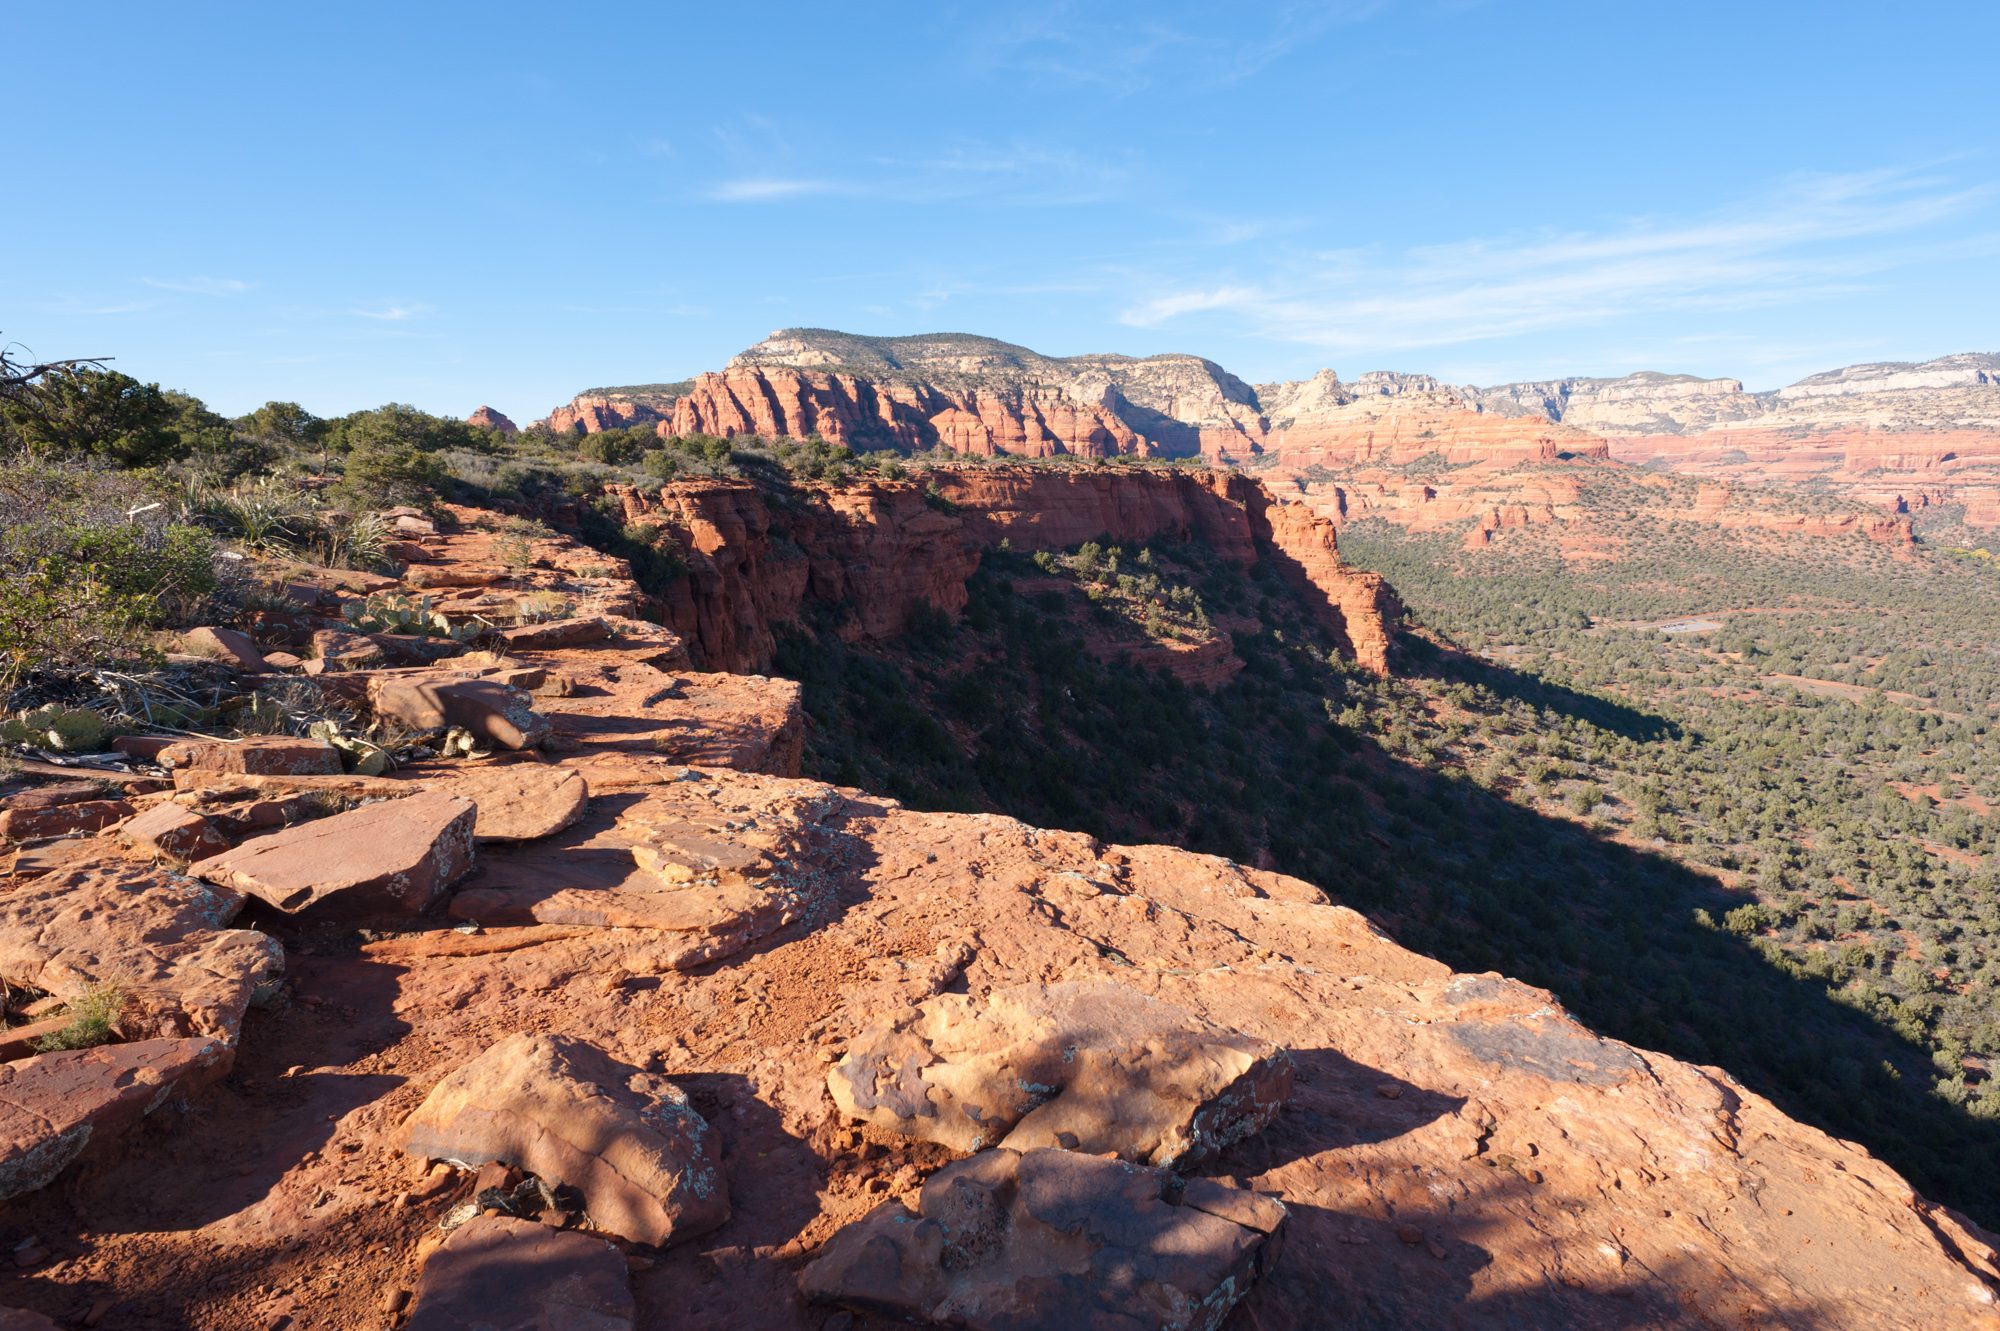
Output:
[[536, 330, 2000, 528]]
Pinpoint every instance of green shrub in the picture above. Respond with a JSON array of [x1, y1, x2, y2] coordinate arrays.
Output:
[[31, 983, 125, 1052]]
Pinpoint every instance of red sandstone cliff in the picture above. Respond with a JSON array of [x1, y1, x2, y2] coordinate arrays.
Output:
[[660, 367, 1165, 458], [606, 467, 1399, 676], [547, 394, 674, 435]]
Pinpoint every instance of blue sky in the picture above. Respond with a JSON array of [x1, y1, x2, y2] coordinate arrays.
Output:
[[5, 1, 1997, 420]]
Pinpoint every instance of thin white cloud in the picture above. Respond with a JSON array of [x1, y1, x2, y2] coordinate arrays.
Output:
[[141, 276, 250, 296], [351, 303, 432, 321], [967, 1, 1380, 91], [706, 177, 851, 202], [1117, 168, 1995, 355], [701, 142, 1128, 208]]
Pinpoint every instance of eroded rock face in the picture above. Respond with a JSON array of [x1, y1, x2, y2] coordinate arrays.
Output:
[[402, 1034, 727, 1247], [830, 980, 1292, 1167], [198, 790, 476, 915], [405, 1215, 631, 1331], [800, 1147, 1287, 1331], [606, 466, 1398, 674]]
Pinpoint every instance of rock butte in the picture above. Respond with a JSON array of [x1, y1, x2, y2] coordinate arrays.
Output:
[[0, 497, 1995, 1328], [537, 331, 1998, 536]]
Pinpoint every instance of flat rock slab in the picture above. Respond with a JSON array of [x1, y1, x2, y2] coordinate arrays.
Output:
[[406, 1215, 631, 1331], [0, 864, 281, 1044], [800, 1147, 1287, 1331], [496, 616, 612, 650], [0, 799, 131, 844], [402, 1033, 727, 1248], [199, 790, 475, 916], [158, 736, 342, 777], [450, 778, 842, 970], [435, 765, 587, 843], [120, 802, 232, 862], [830, 980, 1293, 1167], [0, 1037, 230, 1201], [537, 665, 803, 775], [1, 781, 111, 811], [371, 677, 551, 750]]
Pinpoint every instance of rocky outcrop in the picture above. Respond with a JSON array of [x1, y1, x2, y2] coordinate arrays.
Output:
[[545, 394, 672, 437], [402, 1033, 728, 1248], [609, 467, 1399, 674], [197, 790, 478, 915], [829, 980, 1293, 1166], [10, 489, 1998, 1329], [0, 863, 281, 1044], [0, 1037, 232, 1201], [800, 1147, 1288, 1331]]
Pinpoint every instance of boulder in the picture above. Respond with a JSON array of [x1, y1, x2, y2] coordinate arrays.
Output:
[[497, 616, 612, 650], [0, 863, 282, 1043], [371, 677, 550, 750], [0, 799, 131, 844], [829, 981, 1293, 1167], [0, 1308, 62, 1330], [0, 1037, 232, 1200], [120, 802, 232, 862], [799, 1147, 1287, 1331], [402, 1033, 727, 1248], [405, 1216, 631, 1331], [198, 790, 475, 916], [437, 765, 587, 843], [308, 628, 388, 671], [178, 626, 270, 672], [157, 736, 342, 777]]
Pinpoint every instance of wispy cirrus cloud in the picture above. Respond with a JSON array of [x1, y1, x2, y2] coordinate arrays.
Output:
[[963, 0, 1383, 91], [1118, 167, 1996, 355], [705, 177, 853, 202], [141, 276, 249, 296], [703, 141, 1129, 207], [350, 302, 432, 322]]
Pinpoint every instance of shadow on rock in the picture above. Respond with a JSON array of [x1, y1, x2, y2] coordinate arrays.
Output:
[[633, 1072, 824, 1328], [1217, 1047, 1464, 1177]]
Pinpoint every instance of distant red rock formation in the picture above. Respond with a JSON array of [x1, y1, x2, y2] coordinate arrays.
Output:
[[466, 406, 519, 436]]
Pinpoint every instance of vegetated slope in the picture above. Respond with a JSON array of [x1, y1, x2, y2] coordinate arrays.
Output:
[[764, 518, 2000, 1231]]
